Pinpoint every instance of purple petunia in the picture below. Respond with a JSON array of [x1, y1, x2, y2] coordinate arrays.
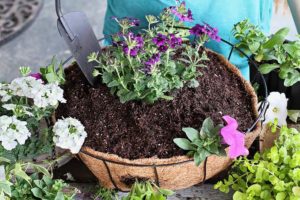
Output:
[[170, 1, 193, 22], [30, 73, 42, 80], [142, 53, 160, 75], [190, 23, 221, 42]]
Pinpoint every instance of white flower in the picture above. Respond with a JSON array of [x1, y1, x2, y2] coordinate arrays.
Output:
[[264, 92, 288, 126], [2, 104, 33, 117], [34, 83, 66, 108], [9, 76, 43, 98], [0, 83, 12, 102], [0, 165, 5, 181], [53, 118, 87, 154], [0, 116, 31, 150]]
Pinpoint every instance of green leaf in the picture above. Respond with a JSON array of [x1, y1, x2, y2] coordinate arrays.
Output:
[[13, 163, 31, 185], [0, 157, 10, 164], [200, 117, 214, 137], [293, 187, 300, 197], [258, 64, 280, 74], [108, 80, 120, 87], [233, 191, 247, 200], [54, 191, 65, 200], [263, 28, 289, 49], [31, 187, 43, 198], [288, 110, 300, 123], [158, 188, 174, 196], [249, 42, 260, 53], [0, 180, 12, 196], [27, 163, 51, 177], [182, 128, 199, 141], [276, 192, 286, 200], [173, 138, 193, 151]]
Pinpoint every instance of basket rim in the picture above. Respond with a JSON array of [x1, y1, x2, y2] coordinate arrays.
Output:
[[77, 49, 261, 167]]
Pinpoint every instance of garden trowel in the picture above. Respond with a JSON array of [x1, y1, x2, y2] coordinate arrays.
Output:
[[56, 0, 100, 86]]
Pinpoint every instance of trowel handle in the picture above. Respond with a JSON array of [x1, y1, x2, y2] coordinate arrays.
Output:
[[55, 0, 63, 17]]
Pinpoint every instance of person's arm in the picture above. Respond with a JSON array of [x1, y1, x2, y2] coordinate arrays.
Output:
[[287, 0, 300, 33]]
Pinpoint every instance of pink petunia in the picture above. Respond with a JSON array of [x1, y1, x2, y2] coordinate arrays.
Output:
[[221, 115, 248, 159]]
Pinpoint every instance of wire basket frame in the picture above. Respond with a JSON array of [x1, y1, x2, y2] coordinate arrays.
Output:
[[61, 37, 268, 192]]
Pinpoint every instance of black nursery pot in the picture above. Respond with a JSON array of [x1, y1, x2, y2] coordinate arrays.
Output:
[[250, 60, 300, 110]]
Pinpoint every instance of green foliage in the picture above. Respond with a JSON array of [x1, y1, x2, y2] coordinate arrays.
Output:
[[12, 174, 74, 200], [174, 117, 226, 166], [122, 181, 174, 200], [91, 7, 210, 103], [93, 186, 117, 200], [288, 110, 300, 123], [233, 19, 300, 87], [40, 57, 65, 85], [215, 126, 300, 199]]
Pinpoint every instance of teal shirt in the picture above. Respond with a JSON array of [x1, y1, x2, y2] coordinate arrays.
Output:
[[103, 0, 273, 80]]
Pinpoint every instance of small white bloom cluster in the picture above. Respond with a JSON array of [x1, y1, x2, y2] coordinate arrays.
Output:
[[2, 104, 33, 117], [0, 116, 31, 150], [53, 118, 87, 154], [0, 77, 66, 108], [264, 92, 288, 126]]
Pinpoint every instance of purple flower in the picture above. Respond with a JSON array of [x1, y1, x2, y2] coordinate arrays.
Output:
[[158, 45, 168, 53], [168, 34, 182, 48], [119, 32, 144, 57], [170, 1, 193, 22], [30, 73, 42, 80], [190, 23, 221, 42], [152, 33, 168, 47], [142, 53, 160, 75]]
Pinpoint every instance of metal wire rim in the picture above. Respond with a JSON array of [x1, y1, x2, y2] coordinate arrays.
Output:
[[61, 36, 268, 191]]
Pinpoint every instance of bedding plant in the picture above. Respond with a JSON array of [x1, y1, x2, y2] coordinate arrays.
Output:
[[57, 0, 259, 192], [0, 61, 87, 199], [233, 19, 300, 110]]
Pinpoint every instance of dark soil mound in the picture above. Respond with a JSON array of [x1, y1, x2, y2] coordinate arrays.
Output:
[[56, 51, 256, 159]]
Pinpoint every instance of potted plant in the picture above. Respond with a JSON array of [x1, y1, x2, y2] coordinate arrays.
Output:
[[0, 61, 85, 199], [55, 2, 261, 192], [232, 19, 300, 110]]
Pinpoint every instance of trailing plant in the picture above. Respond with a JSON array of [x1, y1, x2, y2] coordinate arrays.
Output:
[[174, 116, 249, 166], [233, 19, 300, 87], [90, 1, 220, 103], [122, 181, 174, 200], [214, 125, 300, 199], [39, 57, 66, 85]]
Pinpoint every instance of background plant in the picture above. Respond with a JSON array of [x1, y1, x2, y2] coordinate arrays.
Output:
[[174, 117, 226, 166], [122, 181, 174, 200], [215, 125, 300, 200], [90, 1, 220, 103], [233, 19, 300, 87]]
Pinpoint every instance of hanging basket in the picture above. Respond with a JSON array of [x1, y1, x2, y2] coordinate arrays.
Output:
[[66, 44, 267, 191]]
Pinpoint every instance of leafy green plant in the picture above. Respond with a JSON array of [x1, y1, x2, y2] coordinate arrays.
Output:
[[40, 57, 65, 85], [174, 117, 226, 166], [93, 186, 118, 200], [233, 19, 300, 87], [90, 2, 220, 103], [122, 181, 174, 200], [215, 126, 300, 199]]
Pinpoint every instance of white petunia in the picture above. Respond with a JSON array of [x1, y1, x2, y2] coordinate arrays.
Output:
[[0, 116, 31, 150], [53, 118, 87, 154], [264, 92, 288, 126], [2, 104, 33, 117]]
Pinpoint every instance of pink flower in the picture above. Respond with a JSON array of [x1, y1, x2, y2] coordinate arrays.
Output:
[[220, 115, 248, 159], [30, 73, 42, 80]]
